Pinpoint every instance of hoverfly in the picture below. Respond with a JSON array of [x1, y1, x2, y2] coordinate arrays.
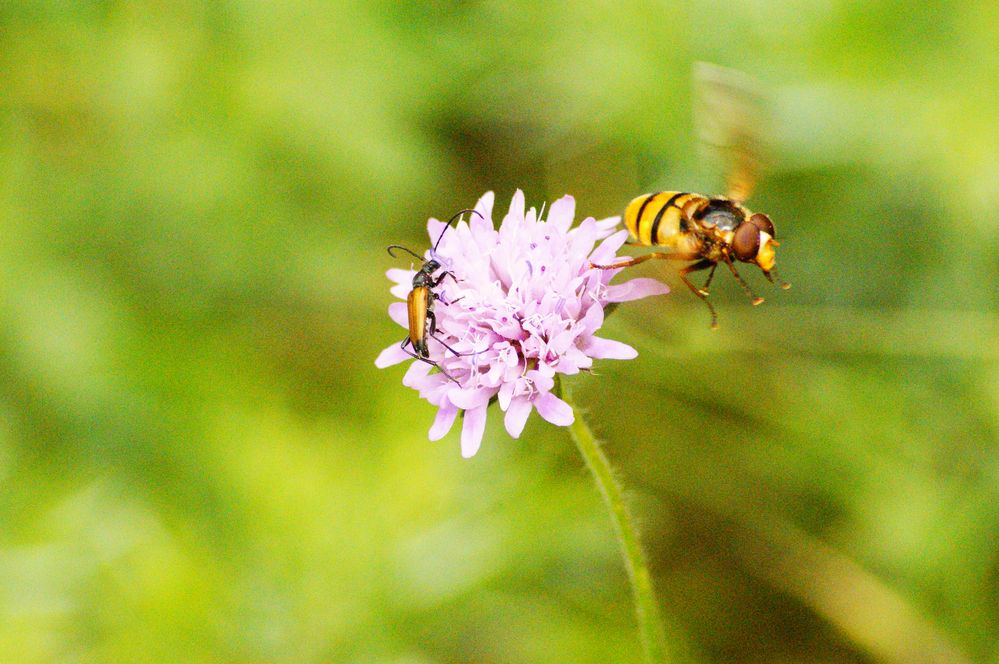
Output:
[[593, 62, 789, 328], [387, 208, 481, 383]]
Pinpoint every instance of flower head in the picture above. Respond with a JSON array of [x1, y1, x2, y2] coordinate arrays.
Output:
[[376, 191, 668, 457]]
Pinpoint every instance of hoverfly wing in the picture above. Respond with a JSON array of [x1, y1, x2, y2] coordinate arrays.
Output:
[[693, 62, 771, 203]]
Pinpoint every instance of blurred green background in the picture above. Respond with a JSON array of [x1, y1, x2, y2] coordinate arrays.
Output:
[[1, 2, 996, 662]]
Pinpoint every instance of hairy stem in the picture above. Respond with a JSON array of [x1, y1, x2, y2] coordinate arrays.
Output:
[[557, 376, 669, 663]]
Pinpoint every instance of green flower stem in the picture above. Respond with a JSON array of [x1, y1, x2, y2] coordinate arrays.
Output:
[[557, 376, 670, 664]]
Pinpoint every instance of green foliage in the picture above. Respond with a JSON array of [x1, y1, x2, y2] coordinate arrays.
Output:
[[0, 1, 996, 662]]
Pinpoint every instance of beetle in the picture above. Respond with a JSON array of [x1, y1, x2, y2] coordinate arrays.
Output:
[[387, 208, 482, 383]]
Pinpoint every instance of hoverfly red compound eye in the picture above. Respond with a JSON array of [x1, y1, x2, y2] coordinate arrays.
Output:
[[732, 222, 760, 262], [748, 213, 775, 238]]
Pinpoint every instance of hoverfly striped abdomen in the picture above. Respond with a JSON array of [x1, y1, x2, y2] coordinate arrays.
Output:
[[624, 192, 708, 247]]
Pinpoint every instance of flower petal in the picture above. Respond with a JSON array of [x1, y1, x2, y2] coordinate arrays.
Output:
[[429, 404, 458, 441], [474, 191, 495, 224], [388, 301, 409, 328], [427, 217, 449, 246], [579, 301, 605, 334], [390, 282, 410, 299], [534, 392, 574, 427], [503, 397, 533, 438], [387, 268, 416, 285], [498, 381, 514, 410], [588, 229, 630, 265], [375, 342, 409, 368], [403, 359, 432, 386], [594, 215, 623, 238], [447, 386, 494, 409], [547, 195, 575, 233], [605, 277, 670, 302], [470, 206, 494, 234], [505, 190, 525, 227], [460, 405, 488, 458], [583, 336, 638, 360]]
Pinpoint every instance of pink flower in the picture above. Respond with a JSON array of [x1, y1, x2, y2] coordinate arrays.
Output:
[[375, 191, 669, 458]]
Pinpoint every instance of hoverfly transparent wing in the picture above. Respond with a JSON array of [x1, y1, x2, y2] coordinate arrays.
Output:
[[693, 62, 771, 203]]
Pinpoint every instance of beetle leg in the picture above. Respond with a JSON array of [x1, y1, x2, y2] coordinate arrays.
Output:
[[431, 270, 458, 288], [430, 333, 469, 358], [399, 338, 460, 384]]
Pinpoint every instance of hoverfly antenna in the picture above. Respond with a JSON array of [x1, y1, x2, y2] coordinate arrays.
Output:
[[387, 244, 424, 260], [432, 208, 483, 254]]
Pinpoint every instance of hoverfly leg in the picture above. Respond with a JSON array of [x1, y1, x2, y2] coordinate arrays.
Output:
[[680, 259, 719, 329], [765, 268, 791, 290], [702, 263, 718, 294], [723, 257, 764, 306], [591, 251, 700, 271]]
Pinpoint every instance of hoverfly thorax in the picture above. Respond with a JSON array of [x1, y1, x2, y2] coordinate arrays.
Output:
[[697, 198, 744, 232]]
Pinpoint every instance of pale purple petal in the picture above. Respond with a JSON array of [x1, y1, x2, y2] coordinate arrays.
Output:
[[506, 190, 525, 225], [429, 404, 458, 441], [447, 386, 494, 409], [474, 191, 495, 224], [460, 405, 488, 458], [503, 397, 533, 438], [390, 282, 410, 299], [375, 343, 410, 368], [470, 206, 493, 234], [497, 381, 515, 410], [387, 268, 416, 285], [568, 217, 598, 257], [583, 337, 638, 360], [547, 195, 575, 233], [427, 218, 449, 246], [534, 392, 574, 426], [605, 277, 670, 302], [589, 229, 630, 265], [578, 301, 604, 334], [409, 370, 445, 391], [403, 360, 432, 387], [594, 216, 623, 236], [388, 302, 409, 328], [528, 371, 554, 393]]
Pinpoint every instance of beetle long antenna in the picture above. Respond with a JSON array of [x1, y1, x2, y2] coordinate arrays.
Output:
[[386, 244, 424, 260], [432, 208, 484, 254]]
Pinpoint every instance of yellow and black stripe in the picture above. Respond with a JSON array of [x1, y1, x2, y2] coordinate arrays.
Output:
[[623, 191, 708, 247]]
